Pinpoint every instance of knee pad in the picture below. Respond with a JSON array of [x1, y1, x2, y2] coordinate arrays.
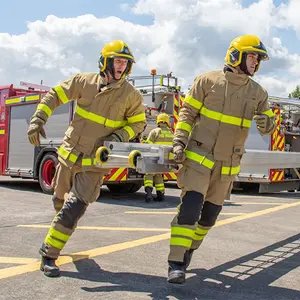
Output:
[[178, 191, 204, 225], [52, 194, 64, 212], [57, 198, 88, 229], [199, 201, 222, 227]]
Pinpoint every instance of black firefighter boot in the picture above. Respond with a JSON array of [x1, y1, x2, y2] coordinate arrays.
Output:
[[154, 191, 165, 202], [40, 256, 60, 277], [145, 187, 153, 202], [167, 261, 186, 284]]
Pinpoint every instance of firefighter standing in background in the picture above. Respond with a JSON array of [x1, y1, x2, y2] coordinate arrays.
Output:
[[167, 34, 276, 284], [144, 113, 174, 202], [27, 40, 146, 277]]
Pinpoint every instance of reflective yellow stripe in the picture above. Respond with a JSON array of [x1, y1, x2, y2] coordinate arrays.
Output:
[[262, 109, 275, 118], [127, 113, 146, 123], [5, 94, 40, 105], [185, 150, 214, 169], [26, 95, 40, 102], [58, 147, 97, 166], [57, 146, 78, 163], [145, 140, 153, 144], [45, 227, 70, 249], [53, 85, 70, 104], [106, 119, 127, 127], [0, 129, 5, 135], [222, 165, 241, 175], [195, 227, 209, 235], [37, 104, 52, 117], [5, 98, 20, 105], [193, 233, 206, 241], [184, 95, 203, 110], [176, 121, 192, 133], [82, 158, 96, 166], [170, 237, 192, 248], [154, 141, 173, 145], [155, 187, 164, 191], [193, 227, 209, 241], [123, 126, 135, 139], [45, 235, 65, 249], [201, 107, 252, 128], [171, 227, 195, 238], [48, 227, 70, 242], [75, 106, 126, 128]]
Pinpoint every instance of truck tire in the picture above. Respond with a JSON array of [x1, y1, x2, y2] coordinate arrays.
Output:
[[106, 182, 143, 194], [38, 153, 58, 194]]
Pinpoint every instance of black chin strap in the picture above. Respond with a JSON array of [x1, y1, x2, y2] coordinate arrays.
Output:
[[239, 53, 251, 76]]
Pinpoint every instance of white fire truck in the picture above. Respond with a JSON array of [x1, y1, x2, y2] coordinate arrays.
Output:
[[0, 72, 181, 194], [235, 96, 300, 193]]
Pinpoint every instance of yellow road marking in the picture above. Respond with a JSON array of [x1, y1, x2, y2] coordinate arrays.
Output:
[[124, 211, 246, 215], [1, 200, 300, 280], [18, 225, 170, 232], [0, 257, 38, 264]]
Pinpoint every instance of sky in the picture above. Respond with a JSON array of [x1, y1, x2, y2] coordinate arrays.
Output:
[[0, 0, 300, 97]]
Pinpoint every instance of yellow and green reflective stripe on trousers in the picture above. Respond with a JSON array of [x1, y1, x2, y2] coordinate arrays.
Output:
[[57, 146, 97, 166], [45, 227, 70, 250], [170, 226, 194, 248], [185, 150, 240, 175], [155, 183, 165, 191], [144, 179, 153, 188]]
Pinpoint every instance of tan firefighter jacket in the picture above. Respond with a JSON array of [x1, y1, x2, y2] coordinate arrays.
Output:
[[145, 126, 174, 145], [174, 69, 275, 179], [30, 72, 147, 169]]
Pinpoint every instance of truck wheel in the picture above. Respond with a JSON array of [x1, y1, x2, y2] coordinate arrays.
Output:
[[39, 153, 58, 194], [106, 182, 143, 194]]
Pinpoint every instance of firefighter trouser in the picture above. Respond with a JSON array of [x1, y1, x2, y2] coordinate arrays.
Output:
[[144, 173, 165, 193], [51, 162, 78, 212], [40, 169, 107, 259], [168, 162, 233, 263]]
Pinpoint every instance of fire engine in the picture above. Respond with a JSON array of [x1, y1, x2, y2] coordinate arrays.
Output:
[[0, 72, 181, 194], [235, 96, 300, 193]]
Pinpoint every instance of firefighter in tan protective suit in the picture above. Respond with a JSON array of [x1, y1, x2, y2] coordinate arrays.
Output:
[[167, 34, 276, 284], [143, 113, 174, 202], [27, 40, 146, 277]]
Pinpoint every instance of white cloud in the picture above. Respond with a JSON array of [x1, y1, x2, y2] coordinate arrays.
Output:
[[0, 0, 299, 97]]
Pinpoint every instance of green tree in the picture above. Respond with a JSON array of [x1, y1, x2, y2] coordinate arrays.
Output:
[[290, 85, 300, 98]]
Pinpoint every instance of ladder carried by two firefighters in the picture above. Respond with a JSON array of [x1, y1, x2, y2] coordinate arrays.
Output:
[[95, 141, 300, 174]]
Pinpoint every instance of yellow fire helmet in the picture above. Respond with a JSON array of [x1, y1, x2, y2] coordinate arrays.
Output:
[[98, 40, 135, 79], [156, 112, 171, 127], [225, 34, 269, 73]]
